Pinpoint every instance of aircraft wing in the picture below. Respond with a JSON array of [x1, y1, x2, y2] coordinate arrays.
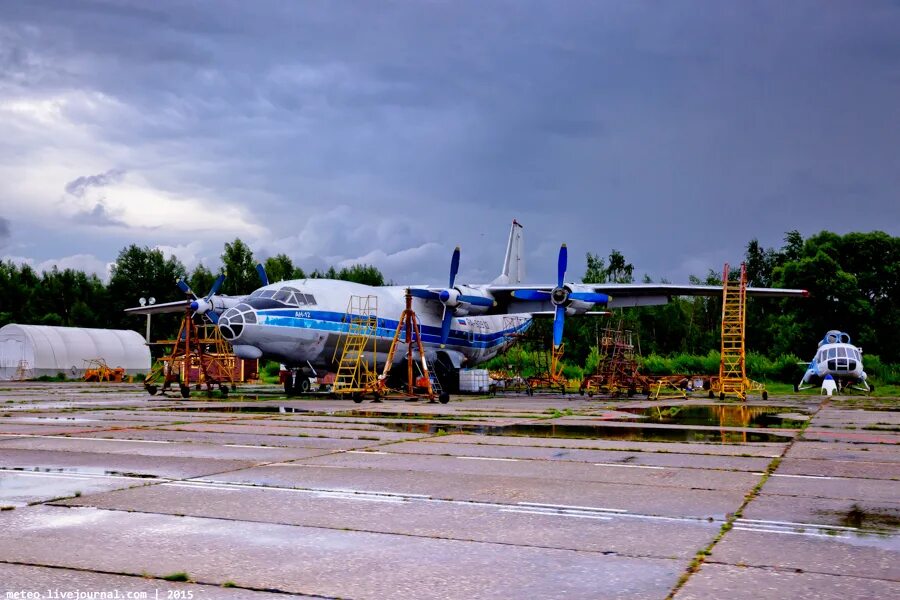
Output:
[[488, 283, 808, 310], [123, 300, 190, 315]]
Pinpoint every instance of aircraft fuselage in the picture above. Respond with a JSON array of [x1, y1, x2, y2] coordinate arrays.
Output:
[[216, 279, 531, 371]]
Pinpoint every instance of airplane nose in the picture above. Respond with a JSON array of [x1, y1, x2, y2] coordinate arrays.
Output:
[[218, 303, 257, 341]]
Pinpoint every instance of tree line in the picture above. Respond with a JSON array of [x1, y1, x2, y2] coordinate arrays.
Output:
[[1, 230, 897, 371], [517, 229, 899, 382], [0, 238, 384, 339]]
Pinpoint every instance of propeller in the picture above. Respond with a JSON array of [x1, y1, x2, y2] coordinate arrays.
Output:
[[511, 244, 609, 347], [255, 263, 269, 287], [408, 247, 495, 346], [178, 274, 226, 323]]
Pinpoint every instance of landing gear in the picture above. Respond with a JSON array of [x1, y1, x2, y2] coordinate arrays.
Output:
[[180, 384, 190, 399], [146, 384, 158, 396], [438, 392, 450, 404], [285, 369, 313, 397]]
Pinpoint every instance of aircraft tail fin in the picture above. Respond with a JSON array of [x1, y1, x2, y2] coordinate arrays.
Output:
[[493, 219, 524, 284]]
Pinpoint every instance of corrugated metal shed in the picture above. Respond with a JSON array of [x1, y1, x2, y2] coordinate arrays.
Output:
[[0, 324, 151, 380]]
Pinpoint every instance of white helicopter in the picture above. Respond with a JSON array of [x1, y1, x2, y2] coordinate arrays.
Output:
[[127, 220, 807, 398], [795, 330, 872, 393]]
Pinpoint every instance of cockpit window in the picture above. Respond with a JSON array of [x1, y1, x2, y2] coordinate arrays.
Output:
[[827, 348, 836, 359], [837, 347, 846, 358], [273, 289, 293, 304]]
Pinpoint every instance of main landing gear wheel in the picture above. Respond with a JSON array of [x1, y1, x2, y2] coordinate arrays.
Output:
[[298, 377, 311, 394], [762, 390, 768, 400], [284, 376, 294, 397], [146, 385, 158, 396], [179, 384, 190, 399], [219, 384, 229, 398], [438, 392, 450, 404], [352, 393, 364, 404]]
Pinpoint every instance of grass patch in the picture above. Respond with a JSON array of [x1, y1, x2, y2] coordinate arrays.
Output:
[[162, 572, 190, 582]]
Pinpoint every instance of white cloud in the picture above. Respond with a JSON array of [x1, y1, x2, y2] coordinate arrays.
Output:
[[2, 253, 112, 280]]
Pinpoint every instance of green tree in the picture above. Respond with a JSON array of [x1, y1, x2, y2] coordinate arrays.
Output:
[[337, 264, 384, 286], [189, 263, 217, 295], [264, 254, 306, 283], [108, 245, 185, 331], [221, 239, 258, 295]]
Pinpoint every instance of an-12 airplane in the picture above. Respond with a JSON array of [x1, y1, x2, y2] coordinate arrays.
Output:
[[127, 220, 807, 399], [795, 330, 872, 393]]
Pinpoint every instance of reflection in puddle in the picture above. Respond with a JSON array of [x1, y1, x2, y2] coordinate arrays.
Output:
[[0, 467, 156, 507], [816, 503, 900, 533], [375, 421, 793, 443], [614, 405, 808, 429], [163, 405, 321, 415], [2, 417, 99, 423]]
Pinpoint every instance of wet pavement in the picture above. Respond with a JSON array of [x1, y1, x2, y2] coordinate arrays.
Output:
[[0, 382, 897, 598]]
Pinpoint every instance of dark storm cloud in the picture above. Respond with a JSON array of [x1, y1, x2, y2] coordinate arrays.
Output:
[[72, 202, 127, 227], [1, 1, 899, 283], [64, 169, 125, 198]]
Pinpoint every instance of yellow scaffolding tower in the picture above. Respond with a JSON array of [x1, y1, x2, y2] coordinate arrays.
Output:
[[715, 263, 767, 401], [332, 295, 380, 400]]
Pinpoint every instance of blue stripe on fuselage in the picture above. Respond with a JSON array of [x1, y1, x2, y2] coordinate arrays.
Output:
[[256, 309, 530, 349]]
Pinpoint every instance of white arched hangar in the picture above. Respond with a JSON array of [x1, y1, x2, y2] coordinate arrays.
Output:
[[0, 324, 151, 380]]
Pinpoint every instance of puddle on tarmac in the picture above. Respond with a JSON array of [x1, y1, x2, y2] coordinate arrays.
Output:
[[1, 416, 100, 423], [375, 421, 793, 443], [613, 405, 808, 429], [162, 405, 322, 415], [0, 467, 157, 508], [2, 466, 158, 478], [816, 503, 900, 533]]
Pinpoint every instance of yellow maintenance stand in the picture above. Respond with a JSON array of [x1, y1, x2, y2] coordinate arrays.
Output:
[[332, 295, 381, 402], [714, 263, 767, 401]]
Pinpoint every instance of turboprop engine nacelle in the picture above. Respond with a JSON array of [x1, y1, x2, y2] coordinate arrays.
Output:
[[554, 284, 608, 315], [190, 296, 242, 316], [440, 285, 495, 316]]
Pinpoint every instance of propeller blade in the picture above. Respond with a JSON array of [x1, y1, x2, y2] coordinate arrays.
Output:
[[448, 246, 460, 288], [206, 311, 219, 324], [440, 306, 453, 346], [553, 305, 566, 347], [458, 294, 495, 307], [511, 290, 552, 301], [409, 288, 441, 300], [255, 263, 269, 287], [557, 244, 567, 288], [568, 292, 610, 304], [176, 278, 196, 298], [206, 274, 226, 299]]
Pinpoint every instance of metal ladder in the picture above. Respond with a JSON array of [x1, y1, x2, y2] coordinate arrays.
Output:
[[718, 263, 748, 400], [424, 356, 443, 396], [333, 295, 378, 394]]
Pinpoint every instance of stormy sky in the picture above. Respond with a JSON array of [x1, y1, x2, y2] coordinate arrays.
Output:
[[1, 0, 898, 287]]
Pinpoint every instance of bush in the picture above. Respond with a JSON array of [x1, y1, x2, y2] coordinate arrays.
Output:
[[864, 354, 900, 385]]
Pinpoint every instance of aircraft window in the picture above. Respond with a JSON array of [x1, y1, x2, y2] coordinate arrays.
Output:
[[274, 289, 295, 304], [837, 347, 846, 358], [249, 290, 262, 298], [260, 290, 276, 299], [304, 294, 317, 305], [817, 350, 825, 362], [827, 348, 836, 359], [854, 349, 861, 360]]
